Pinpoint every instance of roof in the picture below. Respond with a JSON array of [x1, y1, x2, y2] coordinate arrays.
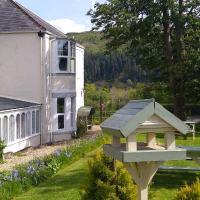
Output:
[[0, 0, 66, 37], [0, 97, 40, 112], [101, 99, 190, 137]]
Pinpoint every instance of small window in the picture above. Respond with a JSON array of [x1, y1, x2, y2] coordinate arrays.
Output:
[[59, 57, 68, 71], [58, 115, 64, 129], [57, 98, 65, 113]]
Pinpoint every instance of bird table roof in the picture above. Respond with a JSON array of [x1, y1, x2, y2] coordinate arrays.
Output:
[[101, 99, 189, 137]]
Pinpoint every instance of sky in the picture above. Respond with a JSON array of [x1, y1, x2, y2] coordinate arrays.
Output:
[[17, 0, 106, 33]]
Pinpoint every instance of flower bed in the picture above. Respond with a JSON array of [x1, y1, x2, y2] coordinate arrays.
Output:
[[0, 134, 105, 200]]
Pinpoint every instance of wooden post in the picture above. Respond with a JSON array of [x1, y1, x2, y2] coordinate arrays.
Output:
[[125, 161, 162, 200], [112, 135, 121, 147], [165, 133, 176, 150], [147, 133, 156, 147], [99, 96, 103, 123], [126, 133, 137, 152]]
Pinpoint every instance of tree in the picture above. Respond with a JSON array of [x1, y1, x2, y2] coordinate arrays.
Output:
[[88, 0, 200, 119]]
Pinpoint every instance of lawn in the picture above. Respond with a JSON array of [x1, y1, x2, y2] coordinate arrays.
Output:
[[16, 150, 97, 200], [16, 133, 200, 200]]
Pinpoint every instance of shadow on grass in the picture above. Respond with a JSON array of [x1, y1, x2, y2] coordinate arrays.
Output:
[[35, 168, 89, 195], [152, 171, 200, 189]]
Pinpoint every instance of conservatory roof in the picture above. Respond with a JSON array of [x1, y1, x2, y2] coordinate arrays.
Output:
[[101, 99, 189, 137], [0, 97, 40, 112]]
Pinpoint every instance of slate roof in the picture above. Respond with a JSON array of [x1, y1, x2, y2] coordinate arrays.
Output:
[[0, 0, 66, 37], [0, 97, 40, 112], [101, 99, 189, 137]]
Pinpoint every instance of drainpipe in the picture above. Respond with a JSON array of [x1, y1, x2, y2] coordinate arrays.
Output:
[[38, 31, 45, 146], [49, 37, 56, 143]]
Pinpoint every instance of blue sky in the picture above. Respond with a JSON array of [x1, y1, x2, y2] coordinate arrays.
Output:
[[17, 0, 106, 33]]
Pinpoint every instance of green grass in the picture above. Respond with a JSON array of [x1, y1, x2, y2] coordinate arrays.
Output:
[[16, 134, 200, 200], [16, 150, 98, 200]]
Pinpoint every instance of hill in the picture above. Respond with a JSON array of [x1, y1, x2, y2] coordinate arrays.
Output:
[[67, 31, 149, 83]]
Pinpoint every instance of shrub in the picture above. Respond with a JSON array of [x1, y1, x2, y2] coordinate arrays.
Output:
[[84, 152, 137, 200], [174, 178, 200, 200], [76, 119, 88, 138], [0, 140, 6, 162]]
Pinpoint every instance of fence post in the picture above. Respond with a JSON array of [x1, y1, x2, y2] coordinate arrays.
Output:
[[100, 96, 103, 123]]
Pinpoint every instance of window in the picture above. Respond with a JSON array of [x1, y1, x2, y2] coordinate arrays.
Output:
[[57, 40, 76, 73], [59, 57, 68, 71], [32, 111, 36, 134], [57, 98, 65, 130], [16, 114, 20, 139], [58, 115, 64, 129], [26, 112, 31, 137], [21, 113, 26, 138], [3, 116, 8, 143], [9, 115, 15, 142], [36, 110, 40, 133], [57, 98, 65, 113], [58, 40, 68, 56]]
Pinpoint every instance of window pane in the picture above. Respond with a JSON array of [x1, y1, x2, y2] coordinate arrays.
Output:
[[32, 111, 36, 134], [16, 114, 20, 139], [57, 98, 65, 113], [58, 115, 64, 129], [70, 58, 75, 73], [59, 57, 68, 71], [3, 116, 8, 143], [26, 112, 31, 137], [9, 115, 15, 142], [21, 113, 26, 138], [70, 42, 76, 57], [36, 110, 40, 133], [58, 40, 68, 56]]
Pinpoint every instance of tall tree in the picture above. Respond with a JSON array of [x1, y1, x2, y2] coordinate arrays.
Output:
[[88, 0, 200, 119]]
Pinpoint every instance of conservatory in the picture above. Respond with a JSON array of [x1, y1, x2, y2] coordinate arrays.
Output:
[[0, 97, 41, 153]]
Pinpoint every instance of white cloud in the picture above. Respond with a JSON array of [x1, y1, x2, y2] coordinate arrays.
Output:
[[47, 18, 89, 34]]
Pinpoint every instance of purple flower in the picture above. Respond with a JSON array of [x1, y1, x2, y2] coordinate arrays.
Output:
[[27, 166, 35, 175], [12, 170, 19, 179], [65, 152, 72, 158], [54, 150, 61, 157]]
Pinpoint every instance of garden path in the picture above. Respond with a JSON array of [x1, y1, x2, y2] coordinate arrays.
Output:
[[0, 125, 102, 172]]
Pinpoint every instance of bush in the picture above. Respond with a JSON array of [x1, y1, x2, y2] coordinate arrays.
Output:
[[76, 119, 88, 138], [0, 139, 6, 162], [174, 178, 200, 200], [84, 152, 137, 200]]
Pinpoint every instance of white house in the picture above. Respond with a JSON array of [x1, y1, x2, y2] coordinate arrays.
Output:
[[0, 0, 85, 153]]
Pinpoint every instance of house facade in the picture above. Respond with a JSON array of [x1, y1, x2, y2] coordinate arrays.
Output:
[[0, 0, 84, 153]]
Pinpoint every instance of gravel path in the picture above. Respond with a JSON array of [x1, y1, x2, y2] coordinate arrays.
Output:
[[0, 125, 102, 172]]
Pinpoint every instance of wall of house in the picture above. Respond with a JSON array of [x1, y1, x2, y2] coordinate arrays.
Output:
[[0, 33, 42, 103], [75, 45, 85, 114]]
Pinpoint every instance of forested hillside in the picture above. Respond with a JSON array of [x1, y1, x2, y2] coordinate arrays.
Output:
[[67, 31, 149, 83]]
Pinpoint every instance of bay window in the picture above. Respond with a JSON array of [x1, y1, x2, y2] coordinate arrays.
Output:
[[57, 40, 76, 73]]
